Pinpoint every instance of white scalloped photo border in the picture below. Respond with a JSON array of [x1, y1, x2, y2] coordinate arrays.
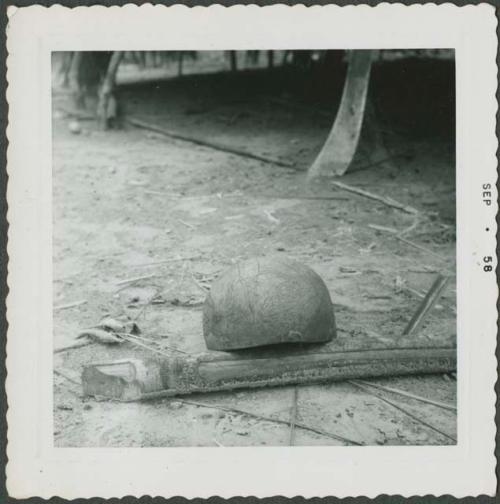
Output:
[[5, 3, 498, 499]]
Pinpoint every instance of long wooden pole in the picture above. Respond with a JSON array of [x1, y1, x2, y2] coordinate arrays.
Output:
[[97, 51, 124, 130], [82, 343, 456, 401], [126, 116, 294, 168]]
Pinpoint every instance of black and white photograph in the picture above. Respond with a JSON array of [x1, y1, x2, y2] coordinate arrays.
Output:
[[52, 48, 457, 447], [6, 4, 497, 499]]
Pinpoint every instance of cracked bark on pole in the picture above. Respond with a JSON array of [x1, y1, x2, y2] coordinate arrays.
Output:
[[82, 340, 456, 401], [97, 51, 124, 130], [308, 50, 374, 179]]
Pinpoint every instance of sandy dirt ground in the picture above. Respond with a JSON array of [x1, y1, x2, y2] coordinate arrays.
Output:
[[52, 55, 457, 447]]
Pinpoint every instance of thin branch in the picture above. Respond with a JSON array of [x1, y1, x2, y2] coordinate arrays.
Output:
[[54, 340, 93, 354], [403, 274, 451, 337], [177, 219, 196, 230], [350, 381, 456, 442], [54, 368, 82, 386], [127, 116, 294, 168], [131, 254, 202, 268], [177, 398, 363, 446], [332, 181, 418, 215], [351, 379, 456, 412], [394, 235, 448, 263], [54, 299, 87, 311], [115, 273, 156, 286], [117, 332, 189, 357]]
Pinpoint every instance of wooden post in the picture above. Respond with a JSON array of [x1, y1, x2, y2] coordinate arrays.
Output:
[[267, 50, 274, 69], [177, 51, 184, 76], [308, 50, 374, 179], [229, 51, 238, 72], [82, 342, 456, 401], [69, 51, 85, 109], [96, 51, 124, 130], [58, 52, 74, 88]]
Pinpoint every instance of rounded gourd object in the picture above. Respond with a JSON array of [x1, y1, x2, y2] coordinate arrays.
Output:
[[203, 256, 336, 350]]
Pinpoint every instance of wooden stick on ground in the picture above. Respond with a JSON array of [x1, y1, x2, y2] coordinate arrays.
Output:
[[54, 340, 94, 354], [394, 235, 448, 262], [82, 344, 456, 401], [54, 300, 87, 311], [178, 398, 362, 446], [351, 379, 457, 412], [332, 181, 418, 215], [404, 285, 456, 315], [115, 273, 156, 286], [403, 274, 451, 337], [350, 381, 456, 442], [132, 255, 202, 268], [54, 368, 82, 386], [126, 117, 294, 168]]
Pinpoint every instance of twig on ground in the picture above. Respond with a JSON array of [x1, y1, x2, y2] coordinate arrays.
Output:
[[403, 274, 451, 337], [289, 386, 299, 446], [131, 287, 163, 321], [54, 340, 93, 354], [119, 332, 158, 344], [368, 224, 398, 234], [368, 224, 454, 271], [350, 382, 456, 442], [131, 255, 202, 268], [178, 398, 363, 446], [263, 210, 280, 225], [54, 368, 82, 386], [258, 194, 349, 201], [351, 379, 456, 412], [54, 300, 87, 311], [332, 181, 418, 215], [394, 235, 448, 263], [117, 332, 189, 357], [404, 285, 456, 315], [177, 219, 196, 230], [399, 215, 421, 236], [126, 116, 295, 168], [115, 273, 156, 286], [348, 152, 412, 174]]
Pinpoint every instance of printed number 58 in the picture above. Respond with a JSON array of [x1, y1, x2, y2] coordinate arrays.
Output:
[[483, 256, 493, 272]]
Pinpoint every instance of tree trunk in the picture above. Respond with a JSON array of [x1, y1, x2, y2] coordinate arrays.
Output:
[[96, 51, 124, 130], [229, 50, 238, 72]]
